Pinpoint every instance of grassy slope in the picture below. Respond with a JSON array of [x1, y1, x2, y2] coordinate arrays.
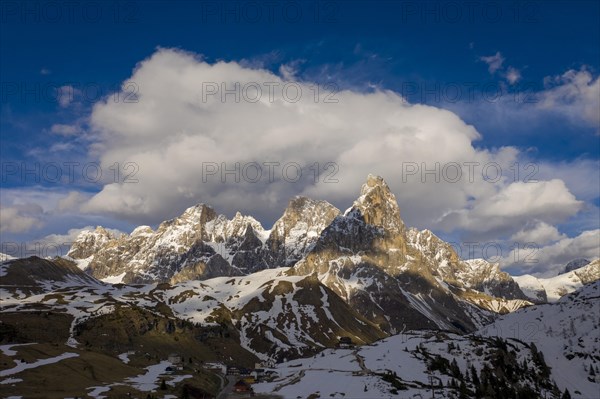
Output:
[[0, 305, 253, 398]]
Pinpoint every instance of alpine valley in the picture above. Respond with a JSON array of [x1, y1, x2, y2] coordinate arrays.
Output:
[[1, 176, 599, 399]]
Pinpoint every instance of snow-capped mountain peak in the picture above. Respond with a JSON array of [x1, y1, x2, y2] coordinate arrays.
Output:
[[514, 259, 600, 302], [351, 174, 405, 233]]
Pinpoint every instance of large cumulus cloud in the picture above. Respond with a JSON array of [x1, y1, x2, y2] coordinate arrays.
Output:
[[82, 48, 584, 242]]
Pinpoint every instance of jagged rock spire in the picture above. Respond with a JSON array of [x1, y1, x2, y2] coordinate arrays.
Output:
[[349, 175, 405, 233]]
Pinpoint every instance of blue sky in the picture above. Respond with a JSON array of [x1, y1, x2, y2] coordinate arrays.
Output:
[[1, 0, 599, 276]]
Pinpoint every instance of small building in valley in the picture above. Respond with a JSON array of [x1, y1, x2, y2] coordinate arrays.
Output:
[[168, 353, 183, 364], [255, 360, 275, 368], [205, 362, 227, 374], [233, 380, 252, 393], [338, 337, 354, 349], [252, 368, 265, 380]]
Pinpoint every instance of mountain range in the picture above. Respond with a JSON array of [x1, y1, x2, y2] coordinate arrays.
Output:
[[1, 175, 598, 398], [67, 175, 598, 325]]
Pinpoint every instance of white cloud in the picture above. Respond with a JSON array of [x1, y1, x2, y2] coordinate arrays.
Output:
[[48, 142, 75, 153], [56, 85, 81, 108], [537, 68, 600, 128], [57, 191, 88, 213], [510, 221, 566, 245], [537, 159, 600, 201], [0, 189, 90, 235], [444, 67, 600, 132], [0, 204, 44, 233], [437, 179, 583, 237], [480, 52, 505, 74], [502, 229, 600, 277], [478, 52, 521, 85], [75, 48, 585, 242], [278, 60, 304, 81], [50, 123, 83, 136], [505, 66, 521, 85]]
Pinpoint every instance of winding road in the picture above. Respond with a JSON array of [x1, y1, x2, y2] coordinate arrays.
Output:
[[216, 374, 235, 399]]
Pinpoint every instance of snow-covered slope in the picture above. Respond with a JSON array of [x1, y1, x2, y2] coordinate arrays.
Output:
[[479, 281, 600, 398], [0, 252, 16, 262], [251, 283, 600, 398], [253, 330, 565, 398], [2, 255, 596, 398], [514, 259, 600, 302]]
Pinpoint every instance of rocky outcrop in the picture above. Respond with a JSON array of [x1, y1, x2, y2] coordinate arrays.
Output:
[[68, 198, 339, 283], [67, 226, 115, 259], [562, 258, 590, 275], [265, 196, 340, 267]]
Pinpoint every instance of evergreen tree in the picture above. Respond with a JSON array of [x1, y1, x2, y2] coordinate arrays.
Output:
[[530, 342, 538, 356], [471, 365, 480, 388], [450, 358, 462, 378], [561, 388, 572, 399], [160, 379, 167, 390], [458, 380, 469, 399], [521, 359, 528, 373]]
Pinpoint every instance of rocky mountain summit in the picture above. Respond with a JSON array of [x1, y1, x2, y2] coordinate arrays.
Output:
[[562, 258, 591, 274], [66, 175, 566, 334], [68, 196, 340, 284]]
